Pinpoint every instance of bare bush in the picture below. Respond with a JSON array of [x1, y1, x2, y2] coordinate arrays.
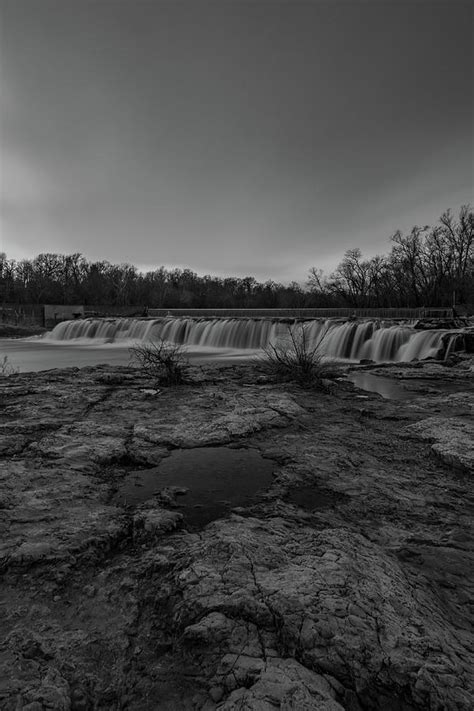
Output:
[[261, 322, 335, 387], [0, 355, 18, 376], [129, 339, 189, 385]]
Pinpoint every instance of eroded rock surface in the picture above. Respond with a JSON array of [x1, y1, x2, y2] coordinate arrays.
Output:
[[404, 412, 474, 470], [0, 360, 473, 710]]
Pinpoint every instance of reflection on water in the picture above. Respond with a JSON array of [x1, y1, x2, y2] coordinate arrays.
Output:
[[348, 372, 416, 400], [349, 372, 473, 400], [0, 338, 258, 373], [113, 446, 275, 528]]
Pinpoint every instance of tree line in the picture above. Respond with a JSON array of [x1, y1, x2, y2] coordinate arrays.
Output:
[[1, 206, 472, 310]]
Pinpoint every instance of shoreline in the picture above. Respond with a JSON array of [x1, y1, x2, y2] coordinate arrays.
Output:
[[1, 359, 473, 709], [0, 323, 47, 338]]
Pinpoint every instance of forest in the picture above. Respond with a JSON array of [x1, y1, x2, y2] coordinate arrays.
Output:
[[1, 206, 473, 310]]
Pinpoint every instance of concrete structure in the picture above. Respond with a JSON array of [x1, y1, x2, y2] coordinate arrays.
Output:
[[44, 304, 84, 328], [147, 307, 454, 319]]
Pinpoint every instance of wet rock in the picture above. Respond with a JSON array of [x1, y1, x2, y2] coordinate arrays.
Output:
[[133, 506, 183, 540], [131, 393, 305, 449], [0, 360, 473, 709], [154, 485, 189, 507], [28, 421, 129, 464], [413, 318, 462, 330], [219, 658, 344, 710], [9, 667, 71, 711], [0, 460, 128, 569], [170, 515, 473, 710], [69, 683, 92, 711]]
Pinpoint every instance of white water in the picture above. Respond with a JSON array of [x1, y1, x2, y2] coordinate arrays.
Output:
[[43, 317, 447, 363]]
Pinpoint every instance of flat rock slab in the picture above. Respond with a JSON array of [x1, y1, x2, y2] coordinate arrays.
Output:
[[0, 458, 128, 567], [404, 408, 474, 471], [0, 361, 473, 710], [175, 515, 472, 710]]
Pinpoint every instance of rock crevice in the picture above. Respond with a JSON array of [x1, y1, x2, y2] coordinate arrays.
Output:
[[0, 362, 472, 710]]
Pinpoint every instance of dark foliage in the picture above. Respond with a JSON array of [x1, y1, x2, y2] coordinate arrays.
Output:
[[1, 206, 472, 309]]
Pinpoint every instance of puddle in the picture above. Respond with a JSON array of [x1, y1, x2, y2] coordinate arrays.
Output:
[[348, 373, 414, 400], [349, 372, 474, 400], [114, 446, 275, 528], [287, 485, 349, 511]]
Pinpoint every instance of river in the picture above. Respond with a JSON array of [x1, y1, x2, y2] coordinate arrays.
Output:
[[0, 337, 259, 373]]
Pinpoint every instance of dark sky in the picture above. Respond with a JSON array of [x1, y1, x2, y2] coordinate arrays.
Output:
[[1, 0, 472, 283]]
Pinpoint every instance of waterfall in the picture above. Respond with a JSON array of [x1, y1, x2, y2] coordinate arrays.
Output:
[[443, 332, 465, 359], [43, 317, 448, 363]]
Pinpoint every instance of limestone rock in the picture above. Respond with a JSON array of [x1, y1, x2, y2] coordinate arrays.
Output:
[[133, 506, 183, 540], [404, 416, 474, 470], [28, 421, 129, 464], [172, 515, 473, 710], [0, 460, 127, 568], [2, 666, 71, 711], [0, 361, 473, 710], [132, 393, 305, 449], [219, 658, 344, 710]]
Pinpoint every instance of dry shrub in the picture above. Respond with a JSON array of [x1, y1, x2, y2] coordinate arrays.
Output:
[[262, 323, 335, 387], [129, 339, 189, 385], [0, 355, 18, 376]]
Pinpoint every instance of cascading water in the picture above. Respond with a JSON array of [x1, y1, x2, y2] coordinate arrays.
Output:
[[44, 317, 282, 350], [43, 317, 448, 363]]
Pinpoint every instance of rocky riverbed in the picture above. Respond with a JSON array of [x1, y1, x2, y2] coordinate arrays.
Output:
[[0, 357, 473, 710]]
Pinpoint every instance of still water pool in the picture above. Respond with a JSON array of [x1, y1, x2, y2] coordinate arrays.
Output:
[[348, 371, 473, 400], [0, 337, 257, 373], [113, 446, 276, 528], [348, 372, 415, 400]]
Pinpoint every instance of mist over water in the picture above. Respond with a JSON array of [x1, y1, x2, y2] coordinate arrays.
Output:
[[43, 317, 447, 363]]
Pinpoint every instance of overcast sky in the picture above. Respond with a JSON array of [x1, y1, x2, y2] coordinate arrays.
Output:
[[1, 0, 472, 283]]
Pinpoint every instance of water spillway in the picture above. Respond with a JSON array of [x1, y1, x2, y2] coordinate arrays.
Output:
[[43, 316, 450, 363], [44, 317, 278, 349]]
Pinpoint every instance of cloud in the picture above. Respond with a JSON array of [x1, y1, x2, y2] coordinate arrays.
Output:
[[0, 0, 472, 283]]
